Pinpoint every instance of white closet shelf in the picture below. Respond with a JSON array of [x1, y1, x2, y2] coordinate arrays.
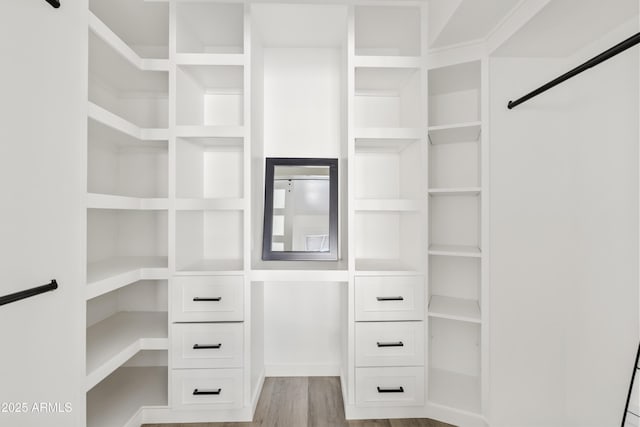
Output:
[[175, 126, 245, 138], [87, 193, 169, 210], [428, 368, 481, 415], [89, 102, 168, 142], [175, 53, 245, 66], [428, 121, 481, 145], [86, 256, 169, 300], [89, 12, 169, 72], [428, 295, 481, 323], [355, 258, 421, 274], [176, 258, 244, 274], [354, 55, 422, 69], [87, 366, 168, 427], [86, 311, 168, 391], [176, 198, 245, 211], [428, 188, 481, 196], [251, 269, 349, 282], [354, 127, 423, 141], [354, 199, 422, 212], [428, 245, 481, 258]]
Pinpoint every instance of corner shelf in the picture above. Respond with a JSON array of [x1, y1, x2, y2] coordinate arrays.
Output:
[[175, 126, 245, 139], [428, 244, 481, 258], [428, 188, 481, 196], [428, 295, 480, 323], [87, 366, 168, 427], [89, 102, 168, 142], [86, 311, 168, 391], [86, 257, 169, 300], [429, 368, 481, 415], [428, 121, 481, 145], [87, 193, 168, 210]]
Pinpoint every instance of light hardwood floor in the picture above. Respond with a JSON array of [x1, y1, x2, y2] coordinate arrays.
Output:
[[143, 377, 456, 427]]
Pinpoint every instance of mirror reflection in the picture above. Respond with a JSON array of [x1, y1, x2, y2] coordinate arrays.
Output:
[[271, 166, 330, 252]]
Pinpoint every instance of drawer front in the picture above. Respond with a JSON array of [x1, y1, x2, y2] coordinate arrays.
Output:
[[355, 276, 424, 321], [172, 276, 244, 322], [355, 367, 424, 407], [171, 368, 242, 409], [172, 323, 243, 369], [355, 321, 424, 367]]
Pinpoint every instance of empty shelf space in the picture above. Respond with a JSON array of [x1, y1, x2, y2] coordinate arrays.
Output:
[[176, 198, 245, 211], [354, 259, 420, 274], [86, 311, 168, 391], [354, 5, 421, 56], [86, 257, 168, 299], [428, 245, 481, 258], [87, 366, 168, 427], [354, 128, 423, 141], [87, 194, 168, 210], [429, 296, 480, 323], [428, 188, 481, 196], [353, 55, 422, 69], [428, 121, 481, 145], [175, 53, 245, 66], [175, 126, 245, 138], [429, 61, 481, 128], [89, 0, 168, 59], [89, 12, 168, 71], [176, 2, 244, 54], [429, 368, 481, 415], [88, 102, 168, 142], [353, 199, 421, 212]]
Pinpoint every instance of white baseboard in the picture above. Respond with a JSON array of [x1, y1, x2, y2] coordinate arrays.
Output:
[[251, 369, 266, 414], [264, 364, 341, 377]]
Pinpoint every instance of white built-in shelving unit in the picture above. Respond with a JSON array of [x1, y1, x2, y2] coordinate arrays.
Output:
[[427, 59, 487, 419], [83, 2, 488, 426]]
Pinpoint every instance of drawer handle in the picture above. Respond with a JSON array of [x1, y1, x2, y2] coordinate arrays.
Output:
[[193, 343, 222, 350], [376, 296, 404, 301], [377, 386, 405, 393], [193, 388, 222, 395], [193, 297, 222, 302], [376, 341, 404, 348]]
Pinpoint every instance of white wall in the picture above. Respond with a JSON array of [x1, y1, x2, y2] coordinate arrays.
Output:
[[0, 1, 87, 426], [490, 19, 639, 427]]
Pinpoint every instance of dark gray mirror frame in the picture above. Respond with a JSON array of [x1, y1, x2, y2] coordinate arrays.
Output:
[[262, 157, 339, 261]]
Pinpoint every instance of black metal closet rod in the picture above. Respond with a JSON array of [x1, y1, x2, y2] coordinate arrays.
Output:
[[508, 31, 640, 110], [0, 280, 58, 306], [45, 0, 60, 9]]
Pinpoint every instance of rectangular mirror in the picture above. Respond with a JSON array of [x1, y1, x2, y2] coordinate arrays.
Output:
[[262, 158, 338, 261]]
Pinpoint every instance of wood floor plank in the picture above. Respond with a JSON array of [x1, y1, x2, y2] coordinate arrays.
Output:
[[260, 377, 309, 427], [389, 418, 456, 427], [308, 377, 348, 427], [347, 420, 392, 427]]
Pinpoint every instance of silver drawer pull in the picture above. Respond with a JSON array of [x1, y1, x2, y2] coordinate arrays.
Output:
[[376, 296, 404, 301], [193, 297, 222, 302], [193, 388, 221, 395], [377, 386, 404, 393], [193, 343, 222, 350], [376, 341, 404, 348]]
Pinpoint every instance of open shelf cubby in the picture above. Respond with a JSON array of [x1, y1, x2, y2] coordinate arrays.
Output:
[[429, 128, 480, 189], [430, 193, 480, 250], [177, 65, 244, 128], [429, 317, 481, 414], [88, 119, 167, 199], [354, 5, 421, 57], [176, 137, 244, 201], [429, 255, 480, 323], [428, 61, 480, 128], [87, 209, 168, 285], [89, 32, 168, 129], [176, 210, 244, 273], [89, 0, 168, 59], [355, 67, 421, 129], [354, 138, 424, 202], [176, 2, 244, 55], [355, 211, 423, 272], [86, 281, 168, 391], [87, 361, 168, 427]]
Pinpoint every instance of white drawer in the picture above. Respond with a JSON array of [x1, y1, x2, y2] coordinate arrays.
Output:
[[355, 276, 424, 321], [172, 323, 243, 369], [171, 368, 242, 409], [355, 321, 424, 367], [172, 276, 244, 322], [355, 367, 425, 407]]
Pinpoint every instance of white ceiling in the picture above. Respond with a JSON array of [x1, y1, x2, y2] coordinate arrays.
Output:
[[493, 0, 638, 57]]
